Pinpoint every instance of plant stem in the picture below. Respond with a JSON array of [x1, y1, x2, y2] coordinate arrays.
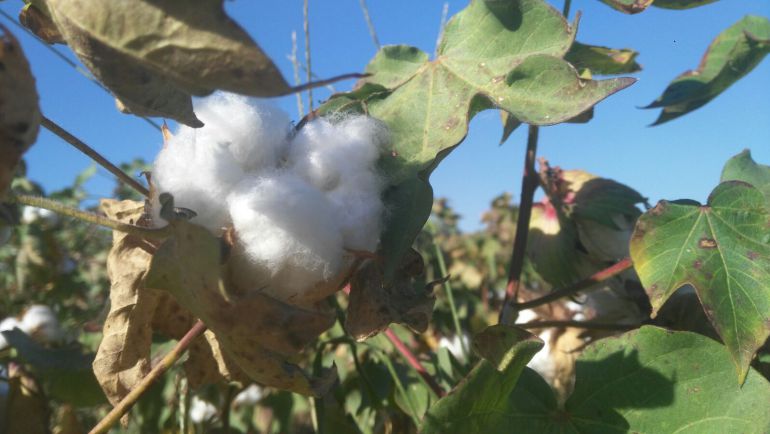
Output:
[[384, 328, 446, 397], [12, 194, 170, 239], [562, 0, 572, 18], [517, 320, 638, 332], [303, 0, 313, 112], [358, 0, 381, 49], [499, 125, 539, 325], [432, 241, 469, 359], [40, 116, 150, 197], [376, 340, 422, 427], [89, 320, 208, 434], [434, 2, 450, 57], [289, 73, 367, 95], [511, 258, 634, 311], [289, 31, 305, 118]]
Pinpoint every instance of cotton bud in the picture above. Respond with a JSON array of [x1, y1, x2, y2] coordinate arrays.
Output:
[[189, 396, 217, 423], [232, 384, 264, 407]]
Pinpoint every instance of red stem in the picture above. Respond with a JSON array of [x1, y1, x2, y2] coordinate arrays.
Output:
[[512, 257, 634, 311], [384, 328, 446, 397]]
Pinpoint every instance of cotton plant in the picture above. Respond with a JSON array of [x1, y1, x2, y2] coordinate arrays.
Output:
[[150, 93, 389, 304]]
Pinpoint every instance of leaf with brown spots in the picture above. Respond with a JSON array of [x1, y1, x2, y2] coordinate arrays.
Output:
[[345, 249, 435, 341], [320, 0, 634, 276], [630, 182, 770, 382], [19, 4, 63, 44], [0, 26, 40, 198], [144, 217, 336, 396]]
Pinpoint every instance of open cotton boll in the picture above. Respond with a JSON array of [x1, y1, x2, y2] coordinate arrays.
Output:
[[20, 305, 64, 344], [151, 94, 292, 232], [288, 116, 386, 191], [327, 179, 384, 251], [192, 93, 292, 172], [227, 171, 344, 299]]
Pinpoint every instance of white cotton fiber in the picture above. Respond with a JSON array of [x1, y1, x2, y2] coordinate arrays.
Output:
[[20, 304, 64, 344], [227, 171, 345, 296], [151, 92, 388, 302], [151, 94, 292, 232]]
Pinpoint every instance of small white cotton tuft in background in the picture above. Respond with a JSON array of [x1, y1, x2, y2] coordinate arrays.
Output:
[[20, 304, 64, 345], [190, 396, 218, 424], [151, 93, 388, 301], [233, 384, 264, 407]]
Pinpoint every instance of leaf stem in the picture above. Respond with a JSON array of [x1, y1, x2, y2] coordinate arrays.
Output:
[[432, 240, 469, 358], [562, 0, 572, 18], [511, 257, 634, 311], [40, 116, 150, 197], [517, 320, 637, 331], [289, 72, 368, 95], [89, 320, 208, 434], [376, 340, 422, 427], [499, 125, 540, 324], [12, 194, 169, 239], [384, 328, 446, 397]]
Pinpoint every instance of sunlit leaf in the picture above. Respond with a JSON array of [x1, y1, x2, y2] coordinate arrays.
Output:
[[596, 0, 654, 14], [19, 3, 63, 44], [322, 0, 634, 275], [721, 149, 770, 203], [653, 0, 721, 10], [630, 182, 770, 381], [565, 41, 642, 75], [645, 16, 770, 126]]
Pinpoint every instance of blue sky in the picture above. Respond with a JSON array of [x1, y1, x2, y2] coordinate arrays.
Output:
[[3, 0, 769, 231]]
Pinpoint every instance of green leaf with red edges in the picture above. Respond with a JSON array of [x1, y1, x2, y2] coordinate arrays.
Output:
[[630, 182, 770, 382], [645, 16, 770, 126]]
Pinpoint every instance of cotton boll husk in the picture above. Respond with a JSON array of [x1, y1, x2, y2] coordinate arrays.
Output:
[[151, 94, 292, 232], [227, 171, 345, 301], [19, 305, 63, 344]]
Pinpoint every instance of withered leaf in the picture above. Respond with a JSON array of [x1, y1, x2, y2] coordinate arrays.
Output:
[[345, 249, 435, 341], [92, 199, 162, 407], [144, 218, 336, 396], [47, 0, 292, 125], [0, 26, 40, 198], [3, 364, 49, 434], [19, 4, 64, 44]]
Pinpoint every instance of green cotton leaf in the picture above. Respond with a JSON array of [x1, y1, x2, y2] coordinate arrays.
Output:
[[645, 16, 770, 126], [1, 329, 106, 407], [721, 149, 770, 203], [630, 182, 770, 382], [421, 325, 543, 434], [565, 42, 642, 75], [322, 0, 634, 275], [652, 0, 721, 10], [46, 0, 291, 126], [424, 326, 770, 433]]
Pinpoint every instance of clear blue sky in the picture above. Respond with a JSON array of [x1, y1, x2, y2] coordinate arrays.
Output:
[[3, 0, 769, 231]]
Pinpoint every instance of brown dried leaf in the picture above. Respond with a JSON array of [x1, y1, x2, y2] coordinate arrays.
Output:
[[145, 219, 336, 396], [47, 0, 291, 125], [19, 4, 64, 44], [92, 200, 160, 407], [0, 26, 40, 198], [345, 249, 435, 341]]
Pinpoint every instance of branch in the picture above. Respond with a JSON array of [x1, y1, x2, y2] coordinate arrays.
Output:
[[289, 31, 305, 118], [303, 0, 313, 112], [288, 72, 368, 95], [12, 194, 169, 239], [499, 125, 540, 324], [89, 320, 208, 434], [511, 257, 634, 311], [517, 320, 638, 332], [384, 328, 446, 397], [40, 116, 150, 197], [358, 0, 381, 49]]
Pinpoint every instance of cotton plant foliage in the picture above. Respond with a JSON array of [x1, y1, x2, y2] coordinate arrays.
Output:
[[151, 93, 388, 302]]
